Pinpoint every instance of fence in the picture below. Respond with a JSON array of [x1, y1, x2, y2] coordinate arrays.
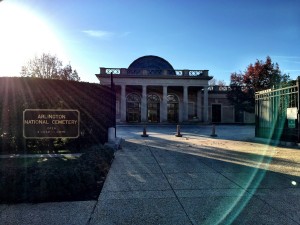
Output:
[[255, 78, 299, 142]]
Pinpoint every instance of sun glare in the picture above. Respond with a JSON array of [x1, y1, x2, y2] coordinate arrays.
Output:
[[0, 1, 66, 76]]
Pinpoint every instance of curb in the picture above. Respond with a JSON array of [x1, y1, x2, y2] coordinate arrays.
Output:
[[104, 137, 124, 151], [254, 137, 299, 148]]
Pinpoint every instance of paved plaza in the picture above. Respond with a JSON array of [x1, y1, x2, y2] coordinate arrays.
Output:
[[1, 125, 300, 224]]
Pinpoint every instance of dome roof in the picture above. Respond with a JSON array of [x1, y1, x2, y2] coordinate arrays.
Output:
[[128, 55, 175, 71]]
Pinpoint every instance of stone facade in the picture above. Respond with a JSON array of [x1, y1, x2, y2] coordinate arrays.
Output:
[[96, 55, 254, 124]]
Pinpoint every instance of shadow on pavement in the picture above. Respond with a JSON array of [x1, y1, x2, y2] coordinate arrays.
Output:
[[95, 126, 300, 225]]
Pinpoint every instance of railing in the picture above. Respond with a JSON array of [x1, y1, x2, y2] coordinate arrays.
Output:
[[208, 86, 231, 92], [255, 85, 298, 100], [255, 82, 299, 142], [99, 67, 209, 76], [105, 68, 121, 74]]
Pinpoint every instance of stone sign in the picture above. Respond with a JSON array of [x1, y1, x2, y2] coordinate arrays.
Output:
[[23, 109, 80, 138]]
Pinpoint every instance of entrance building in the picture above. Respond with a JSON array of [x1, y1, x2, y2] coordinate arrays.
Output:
[[96, 55, 211, 123], [96, 55, 255, 124]]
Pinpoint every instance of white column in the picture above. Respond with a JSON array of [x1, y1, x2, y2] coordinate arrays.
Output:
[[141, 85, 147, 122], [161, 86, 168, 122], [120, 85, 126, 122], [197, 90, 202, 121], [203, 86, 209, 123], [183, 86, 189, 121]]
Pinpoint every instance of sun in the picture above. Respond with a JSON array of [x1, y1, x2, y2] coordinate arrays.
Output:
[[0, 1, 66, 76]]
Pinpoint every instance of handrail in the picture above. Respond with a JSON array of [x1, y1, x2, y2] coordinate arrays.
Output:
[[99, 67, 209, 76]]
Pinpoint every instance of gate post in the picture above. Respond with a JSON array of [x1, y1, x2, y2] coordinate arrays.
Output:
[[110, 73, 116, 139], [255, 93, 259, 137], [297, 76, 300, 142]]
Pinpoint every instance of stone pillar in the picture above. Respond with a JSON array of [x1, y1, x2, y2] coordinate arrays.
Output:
[[120, 68, 127, 75], [183, 86, 189, 121], [183, 70, 189, 76], [100, 67, 106, 75], [197, 90, 202, 121], [203, 86, 209, 123], [108, 127, 116, 142], [161, 86, 168, 122], [120, 85, 126, 122], [141, 85, 147, 122]]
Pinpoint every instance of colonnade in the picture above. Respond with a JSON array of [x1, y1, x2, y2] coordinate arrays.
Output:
[[119, 85, 209, 123]]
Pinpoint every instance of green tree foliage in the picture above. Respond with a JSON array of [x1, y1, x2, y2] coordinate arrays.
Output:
[[20, 53, 80, 81], [227, 56, 290, 113]]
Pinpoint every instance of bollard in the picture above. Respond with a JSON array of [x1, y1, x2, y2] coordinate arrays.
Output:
[[108, 127, 116, 143], [175, 125, 182, 137], [210, 124, 218, 137], [141, 126, 149, 137]]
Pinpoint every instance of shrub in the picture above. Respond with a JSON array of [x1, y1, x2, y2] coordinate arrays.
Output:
[[0, 145, 114, 203], [0, 77, 115, 154]]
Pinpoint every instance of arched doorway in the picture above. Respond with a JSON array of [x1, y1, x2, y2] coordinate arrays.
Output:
[[167, 94, 179, 123], [212, 104, 222, 123], [126, 93, 141, 122], [147, 94, 160, 123]]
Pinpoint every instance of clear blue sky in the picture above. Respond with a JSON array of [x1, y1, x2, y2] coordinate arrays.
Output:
[[0, 0, 299, 84]]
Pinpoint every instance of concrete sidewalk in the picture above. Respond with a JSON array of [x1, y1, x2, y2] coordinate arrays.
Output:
[[1, 125, 300, 224], [88, 133, 300, 225], [0, 201, 96, 225]]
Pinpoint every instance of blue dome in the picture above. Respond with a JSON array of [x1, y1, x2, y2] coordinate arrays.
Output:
[[128, 55, 175, 71]]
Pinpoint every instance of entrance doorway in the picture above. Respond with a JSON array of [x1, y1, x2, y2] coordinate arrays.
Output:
[[212, 104, 221, 123], [147, 94, 160, 122], [167, 94, 179, 123], [126, 93, 141, 122]]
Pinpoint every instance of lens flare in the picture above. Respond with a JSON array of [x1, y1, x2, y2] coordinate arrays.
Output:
[[0, 1, 67, 76]]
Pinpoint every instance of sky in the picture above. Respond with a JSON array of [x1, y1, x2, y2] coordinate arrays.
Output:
[[0, 0, 299, 84]]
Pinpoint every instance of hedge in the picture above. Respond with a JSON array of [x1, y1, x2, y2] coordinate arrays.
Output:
[[0, 77, 115, 154], [0, 144, 114, 203]]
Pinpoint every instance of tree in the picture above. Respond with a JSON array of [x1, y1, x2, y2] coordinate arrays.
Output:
[[209, 78, 226, 86], [21, 53, 80, 81], [59, 64, 80, 81], [243, 56, 289, 92], [227, 72, 254, 113], [227, 56, 290, 113]]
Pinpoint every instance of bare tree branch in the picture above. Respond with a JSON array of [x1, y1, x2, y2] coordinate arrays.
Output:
[[20, 53, 80, 81]]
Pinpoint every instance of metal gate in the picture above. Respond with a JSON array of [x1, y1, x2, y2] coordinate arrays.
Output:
[[255, 79, 299, 142]]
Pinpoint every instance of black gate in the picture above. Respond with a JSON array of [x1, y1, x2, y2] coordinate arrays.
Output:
[[255, 78, 299, 142]]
